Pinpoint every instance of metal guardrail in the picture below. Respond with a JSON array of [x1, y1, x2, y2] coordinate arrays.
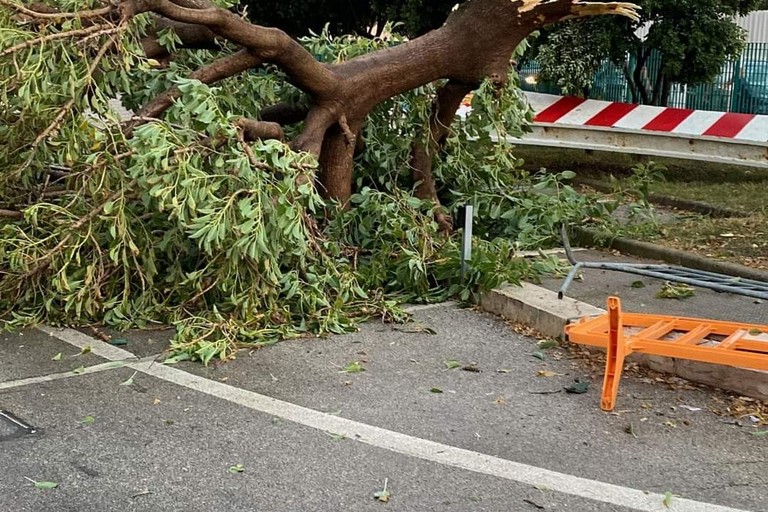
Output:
[[519, 42, 768, 115], [510, 123, 768, 169]]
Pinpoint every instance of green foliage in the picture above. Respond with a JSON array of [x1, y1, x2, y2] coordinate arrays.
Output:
[[0, 7, 613, 363], [529, 0, 764, 105], [612, 161, 667, 228], [240, 0, 460, 37], [534, 21, 611, 97]]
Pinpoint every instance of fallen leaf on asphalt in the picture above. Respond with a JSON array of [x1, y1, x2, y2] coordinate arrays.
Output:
[[564, 380, 590, 394], [341, 361, 365, 374], [537, 339, 559, 349], [461, 363, 480, 373], [109, 338, 129, 346], [82, 416, 95, 425], [24, 477, 57, 490], [444, 360, 461, 370], [34, 481, 58, 490], [394, 324, 436, 334], [631, 280, 646, 289], [153, 398, 161, 405], [327, 433, 346, 442], [624, 423, 637, 438], [52, 352, 62, 361], [496, 368, 512, 373], [78, 345, 92, 356], [531, 351, 546, 361], [536, 370, 562, 378], [228, 464, 244, 474], [751, 430, 768, 437], [523, 498, 545, 509], [657, 282, 695, 299], [430, 388, 443, 394], [528, 389, 562, 395], [374, 478, 391, 503], [72, 365, 86, 374], [663, 491, 678, 508], [120, 371, 138, 386]]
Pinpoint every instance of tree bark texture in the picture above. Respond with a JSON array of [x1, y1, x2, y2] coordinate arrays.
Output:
[[113, 0, 639, 220]]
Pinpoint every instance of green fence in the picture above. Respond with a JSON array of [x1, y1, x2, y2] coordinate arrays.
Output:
[[519, 43, 768, 115]]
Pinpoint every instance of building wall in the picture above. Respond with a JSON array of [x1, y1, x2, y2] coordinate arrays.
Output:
[[737, 10, 768, 43]]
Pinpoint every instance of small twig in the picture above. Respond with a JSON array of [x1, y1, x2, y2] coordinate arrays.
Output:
[[0, 0, 113, 20], [236, 129, 271, 170], [236, 118, 284, 142], [0, 209, 22, 219], [23, 178, 138, 277], [0, 23, 111, 57], [16, 22, 127, 175], [338, 115, 356, 147], [75, 24, 126, 46]]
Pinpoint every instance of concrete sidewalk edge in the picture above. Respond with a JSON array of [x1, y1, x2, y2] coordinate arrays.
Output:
[[480, 282, 768, 401]]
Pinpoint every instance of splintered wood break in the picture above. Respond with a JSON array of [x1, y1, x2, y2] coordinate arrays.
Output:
[[519, 0, 544, 13]]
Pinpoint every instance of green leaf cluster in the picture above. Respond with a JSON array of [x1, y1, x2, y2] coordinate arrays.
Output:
[[0, 9, 614, 362]]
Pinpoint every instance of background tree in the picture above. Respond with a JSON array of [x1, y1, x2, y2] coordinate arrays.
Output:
[[528, 0, 763, 105], [240, 0, 460, 38], [0, 0, 634, 361]]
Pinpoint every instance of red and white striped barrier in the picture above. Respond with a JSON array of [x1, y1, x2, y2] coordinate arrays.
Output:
[[526, 92, 768, 143]]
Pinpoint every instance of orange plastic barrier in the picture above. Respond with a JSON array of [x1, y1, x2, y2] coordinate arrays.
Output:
[[565, 297, 768, 411]]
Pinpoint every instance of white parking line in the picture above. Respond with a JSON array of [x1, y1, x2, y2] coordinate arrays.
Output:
[[0, 360, 129, 391], [43, 326, 748, 512]]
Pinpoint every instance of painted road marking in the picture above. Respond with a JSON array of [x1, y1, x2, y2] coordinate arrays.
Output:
[[39, 326, 751, 512], [37, 325, 137, 361], [0, 360, 136, 391]]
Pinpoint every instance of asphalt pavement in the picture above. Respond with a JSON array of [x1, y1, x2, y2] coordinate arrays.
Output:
[[1, 284, 767, 511]]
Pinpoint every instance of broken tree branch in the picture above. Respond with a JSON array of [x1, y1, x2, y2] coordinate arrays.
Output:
[[132, 49, 262, 125], [125, 0, 340, 98], [236, 118, 285, 141], [0, 0, 113, 20]]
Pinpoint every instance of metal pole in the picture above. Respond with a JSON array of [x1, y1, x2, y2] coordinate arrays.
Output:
[[461, 205, 473, 280]]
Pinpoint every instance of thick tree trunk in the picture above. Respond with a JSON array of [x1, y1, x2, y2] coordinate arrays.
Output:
[[116, 0, 639, 213], [318, 118, 361, 204], [409, 82, 473, 233]]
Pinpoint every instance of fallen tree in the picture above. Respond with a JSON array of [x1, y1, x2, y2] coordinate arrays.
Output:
[[0, 0, 636, 361]]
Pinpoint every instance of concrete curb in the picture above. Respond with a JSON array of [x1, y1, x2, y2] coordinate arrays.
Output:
[[573, 226, 768, 283], [480, 282, 768, 401]]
